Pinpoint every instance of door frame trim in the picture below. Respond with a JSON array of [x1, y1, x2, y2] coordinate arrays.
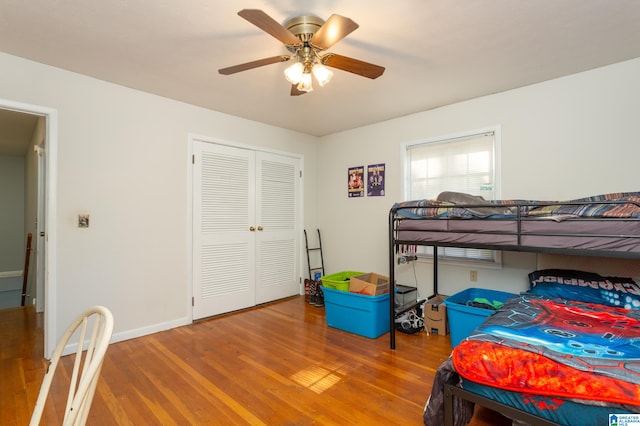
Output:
[[187, 133, 304, 322], [0, 98, 58, 359]]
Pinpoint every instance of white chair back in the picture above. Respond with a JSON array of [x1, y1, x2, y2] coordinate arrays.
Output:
[[30, 306, 114, 426]]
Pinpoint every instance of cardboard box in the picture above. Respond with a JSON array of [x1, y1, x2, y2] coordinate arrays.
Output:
[[424, 295, 449, 336], [349, 273, 390, 296]]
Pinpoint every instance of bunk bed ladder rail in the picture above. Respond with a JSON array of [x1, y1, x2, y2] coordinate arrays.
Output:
[[304, 229, 325, 279]]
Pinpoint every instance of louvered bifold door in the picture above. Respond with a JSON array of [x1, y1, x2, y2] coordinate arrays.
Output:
[[192, 142, 256, 319], [254, 152, 301, 304]]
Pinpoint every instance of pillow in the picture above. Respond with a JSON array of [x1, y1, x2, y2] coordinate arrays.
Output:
[[528, 269, 640, 309], [436, 191, 514, 216], [436, 191, 487, 204]]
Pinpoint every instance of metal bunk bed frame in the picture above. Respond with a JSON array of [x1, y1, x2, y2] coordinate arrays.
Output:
[[388, 198, 640, 349], [387, 198, 640, 426]]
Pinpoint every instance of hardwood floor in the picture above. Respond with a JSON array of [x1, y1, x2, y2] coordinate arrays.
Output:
[[1, 297, 511, 425]]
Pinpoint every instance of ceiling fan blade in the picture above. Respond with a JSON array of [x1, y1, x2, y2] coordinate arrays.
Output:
[[219, 55, 289, 75], [321, 54, 385, 79], [290, 84, 307, 96], [238, 9, 300, 46], [311, 14, 359, 50]]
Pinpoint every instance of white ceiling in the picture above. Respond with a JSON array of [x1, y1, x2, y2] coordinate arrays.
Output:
[[1, 0, 640, 155]]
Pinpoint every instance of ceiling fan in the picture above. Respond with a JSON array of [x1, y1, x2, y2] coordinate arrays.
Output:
[[218, 9, 385, 96]]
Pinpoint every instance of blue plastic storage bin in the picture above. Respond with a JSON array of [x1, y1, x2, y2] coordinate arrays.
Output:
[[444, 288, 516, 347], [323, 286, 390, 338]]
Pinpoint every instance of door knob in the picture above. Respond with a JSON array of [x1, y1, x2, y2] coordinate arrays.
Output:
[[249, 226, 255, 231], [257, 226, 263, 231]]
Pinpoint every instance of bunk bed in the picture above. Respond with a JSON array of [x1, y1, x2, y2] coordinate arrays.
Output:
[[387, 191, 640, 426]]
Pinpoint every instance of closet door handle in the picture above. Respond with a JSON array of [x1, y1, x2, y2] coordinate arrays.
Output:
[[249, 226, 255, 232], [257, 226, 264, 231]]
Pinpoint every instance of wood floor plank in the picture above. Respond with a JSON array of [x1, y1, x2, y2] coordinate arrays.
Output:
[[2, 298, 511, 425]]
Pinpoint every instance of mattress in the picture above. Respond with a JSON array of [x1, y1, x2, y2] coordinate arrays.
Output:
[[460, 380, 634, 426], [392, 192, 640, 255], [395, 218, 640, 254]]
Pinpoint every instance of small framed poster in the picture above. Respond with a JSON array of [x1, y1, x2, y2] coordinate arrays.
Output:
[[347, 166, 365, 197], [367, 163, 385, 196]]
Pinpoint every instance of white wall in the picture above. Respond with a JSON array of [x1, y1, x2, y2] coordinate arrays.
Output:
[[0, 52, 319, 352], [0, 155, 25, 271], [2, 46, 639, 351], [318, 58, 640, 298], [0, 155, 25, 308]]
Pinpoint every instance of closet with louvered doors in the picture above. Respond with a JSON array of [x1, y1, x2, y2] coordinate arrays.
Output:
[[192, 140, 301, 319]]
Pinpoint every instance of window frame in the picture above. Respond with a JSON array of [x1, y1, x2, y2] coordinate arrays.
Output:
[[400, 126, 502, 267]]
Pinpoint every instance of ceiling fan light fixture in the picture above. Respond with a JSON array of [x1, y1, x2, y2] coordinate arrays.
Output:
[[297, 72, 313, 92], [312, 63, 333, 86], [219, 10, 385, 96], [284, 61, 304, 84]]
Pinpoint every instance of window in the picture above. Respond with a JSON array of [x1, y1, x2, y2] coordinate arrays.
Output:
[[403, 127, 501, 264]]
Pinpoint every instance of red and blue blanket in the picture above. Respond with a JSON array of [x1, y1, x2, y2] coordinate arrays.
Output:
[[452, 293, 640, 408]]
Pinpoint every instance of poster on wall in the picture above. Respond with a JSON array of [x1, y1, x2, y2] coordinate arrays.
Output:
[[367, 163, 385, 197], [348, 166, 365, 197]]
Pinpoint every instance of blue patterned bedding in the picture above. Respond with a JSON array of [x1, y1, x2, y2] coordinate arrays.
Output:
[[393, 191, 640, 220]]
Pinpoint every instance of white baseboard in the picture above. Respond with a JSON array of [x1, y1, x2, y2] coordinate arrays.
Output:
[[111, 316, 191, 343], [61, 316, 191, 357]]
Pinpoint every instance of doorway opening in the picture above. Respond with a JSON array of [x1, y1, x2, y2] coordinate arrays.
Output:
[[0, 98, 58, 358]]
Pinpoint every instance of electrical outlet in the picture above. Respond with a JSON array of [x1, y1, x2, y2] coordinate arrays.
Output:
[[470, 270, 478, 282], [78, 214, 90, 228]]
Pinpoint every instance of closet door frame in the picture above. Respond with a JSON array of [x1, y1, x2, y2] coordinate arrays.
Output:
[[187, 134, 304, 321]]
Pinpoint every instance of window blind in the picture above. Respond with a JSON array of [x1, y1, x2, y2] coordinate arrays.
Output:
[[405, 131, 497, 263]]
